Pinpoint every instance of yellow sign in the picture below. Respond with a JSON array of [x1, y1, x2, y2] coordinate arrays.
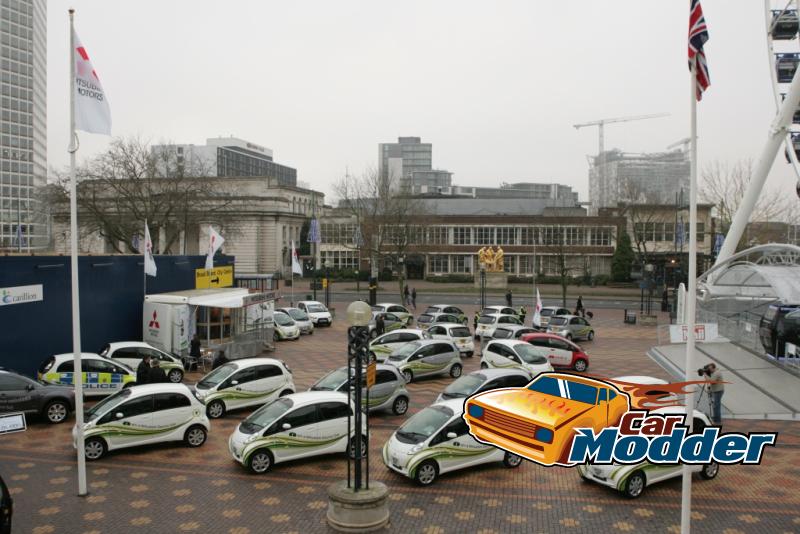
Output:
[[322, 278, 328, 289], [195, 266, 234, 289], [366, 362, 377, 389]]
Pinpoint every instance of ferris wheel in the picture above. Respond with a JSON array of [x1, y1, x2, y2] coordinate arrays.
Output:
[[764, 1, 800, 186]]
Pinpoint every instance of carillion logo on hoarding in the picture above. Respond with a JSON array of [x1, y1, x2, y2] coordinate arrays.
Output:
[[0, 285, 43, 306]]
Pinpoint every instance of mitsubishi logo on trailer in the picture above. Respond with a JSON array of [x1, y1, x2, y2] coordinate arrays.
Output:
[[149, 310, 159, 329]]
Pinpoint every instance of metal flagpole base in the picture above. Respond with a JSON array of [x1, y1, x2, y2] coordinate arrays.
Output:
[[327, 480, 390, 532]]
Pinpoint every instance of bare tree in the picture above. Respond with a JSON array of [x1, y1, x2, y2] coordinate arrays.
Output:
[[616, 181, 670, 270], [334, 167, 428, 301], [45, 137, 237, 253]]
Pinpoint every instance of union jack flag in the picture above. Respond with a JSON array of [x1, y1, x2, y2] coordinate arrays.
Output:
[[688, 0, 710, 100]]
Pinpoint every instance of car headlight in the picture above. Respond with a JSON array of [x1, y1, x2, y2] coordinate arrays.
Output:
[[468, 404, 484, 419], [534, 427, 554, 443], [409, 444, 424, 454]]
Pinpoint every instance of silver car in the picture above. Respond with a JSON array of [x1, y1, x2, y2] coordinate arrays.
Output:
[[435, 368, 531, 402], [276, 307, 314, 335], [385, 339, 462, 383], [546, 314, 595, 341], [416, 312, 464, 330], [309, 364, 410, 415]]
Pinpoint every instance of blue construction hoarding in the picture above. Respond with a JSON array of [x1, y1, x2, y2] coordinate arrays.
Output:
[[0, 254, 234, 377]]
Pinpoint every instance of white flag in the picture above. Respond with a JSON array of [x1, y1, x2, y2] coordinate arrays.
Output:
[[291, 241, 303, 276], [205, 227, 225, 270], [143, 221, 157, 277], [533, 288, 543, 327], [72, 29, 111, 135]]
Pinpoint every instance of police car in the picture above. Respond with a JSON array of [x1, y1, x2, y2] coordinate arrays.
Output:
[[75, 383, 209, 460], [39, 353, 137, 397]]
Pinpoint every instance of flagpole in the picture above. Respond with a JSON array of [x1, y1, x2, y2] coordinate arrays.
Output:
[[143, 219, 148, 298], [68, 9, 88, 497], [680, 57, 699, 534]]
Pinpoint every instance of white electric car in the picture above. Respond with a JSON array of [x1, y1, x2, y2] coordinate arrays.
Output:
[[480, 339, 554, 378], [424, 323, 475, 357], [385, 340, 462, 383]]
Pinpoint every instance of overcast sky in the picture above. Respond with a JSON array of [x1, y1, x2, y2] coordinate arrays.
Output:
[[47, 1, 796, 204]]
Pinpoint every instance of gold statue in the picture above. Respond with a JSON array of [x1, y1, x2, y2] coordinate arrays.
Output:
[[493, 246, 504, 272], [478, 245, 505, 272]]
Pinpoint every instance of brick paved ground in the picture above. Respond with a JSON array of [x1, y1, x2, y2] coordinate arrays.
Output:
[[2, 302, 799, 534]]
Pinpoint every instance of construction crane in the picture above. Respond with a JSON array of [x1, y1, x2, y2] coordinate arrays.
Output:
[[667, 137, 691, 152], [573, 113, 670, 206]]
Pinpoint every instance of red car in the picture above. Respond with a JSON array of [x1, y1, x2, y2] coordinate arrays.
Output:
[[519, 333, 589, 372]]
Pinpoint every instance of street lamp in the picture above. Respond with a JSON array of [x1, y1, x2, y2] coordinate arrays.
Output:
[[327, 301, 389, 531], [479, 262, 487, 310]]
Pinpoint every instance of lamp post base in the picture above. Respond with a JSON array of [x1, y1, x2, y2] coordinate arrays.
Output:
[[327, 480, 390, 532]]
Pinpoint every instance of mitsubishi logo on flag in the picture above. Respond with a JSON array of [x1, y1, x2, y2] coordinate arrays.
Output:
[[149, 310, 159, 329], [72, 27, 112, 135]]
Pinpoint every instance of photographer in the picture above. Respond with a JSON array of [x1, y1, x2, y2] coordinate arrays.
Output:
[[699, 363, 724, 425]]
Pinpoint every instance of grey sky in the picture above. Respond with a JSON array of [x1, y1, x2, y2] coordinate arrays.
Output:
[[47, 1, 795, 204]]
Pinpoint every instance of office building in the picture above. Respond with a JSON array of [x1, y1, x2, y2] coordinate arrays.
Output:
[[1, 0, 47, 250], [153, 137, 297, 186], [411, 182, 580, 203], [588, 149, 689, 213], [378, 136, 452, 192]]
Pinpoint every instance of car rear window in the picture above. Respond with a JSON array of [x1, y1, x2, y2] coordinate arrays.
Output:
[[540, 309, 554, 317], [449, 327, 471, 338], [478, 316, 496, 324], [549, 317, 569, 326], [493, 328, 512, 339], [418, 314, 434, 323]]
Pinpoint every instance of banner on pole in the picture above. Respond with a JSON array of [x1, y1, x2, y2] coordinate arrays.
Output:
[[668, 323, 718, 343]]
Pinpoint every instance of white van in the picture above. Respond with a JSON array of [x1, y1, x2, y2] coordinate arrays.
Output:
[[74, 383, 209, 460], [385, 340, 462, 383], [100, 341, 186, 383], [228, 391, 367, 473], [297, 301, 332, 327], [424, 323, 475, 357], [194, 358, 295, 419], [382, 398, 523, 485], [480, 340, 554, 378]]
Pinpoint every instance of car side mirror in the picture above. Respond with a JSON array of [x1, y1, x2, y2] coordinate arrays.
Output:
[[282, 422, 292, 430], [115, 412, 124, 419], [446, 432, 457, 440]]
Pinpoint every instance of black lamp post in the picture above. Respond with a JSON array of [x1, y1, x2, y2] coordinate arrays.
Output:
[[479, 263, 487, 310]]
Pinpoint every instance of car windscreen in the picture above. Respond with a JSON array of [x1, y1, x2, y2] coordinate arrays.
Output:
[[417, 314, 434, 323], [549, 317, 569, 326], [239, 397, 293, 435], [307, 304, 327, 313], [197, 363, 237, 389], [388, 341, 421, 361], [311, 368, 348, 391], [424, 307, 439, 314], [540, 309, 554, 317], [441, 374, 485, 399], [86, 388, 131, 421], [527, 376, 597, 404], [274, 313, 294, 326], [493, 328, 512, 339], [514, 344, 549, 364], [286, 309, 308, 321], [395, 405, 454, 444], [478, 316, 496, 325], [448, 327, 471, 338]]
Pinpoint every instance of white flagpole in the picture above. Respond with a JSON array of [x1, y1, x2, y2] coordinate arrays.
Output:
[[290, 241, 295, 306], [68, 9, 88, 497], [680, 57, 699, 534], [143, 219, 147, 298]]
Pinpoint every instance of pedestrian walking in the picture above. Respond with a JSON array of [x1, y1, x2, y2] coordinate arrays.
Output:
[[136, 354, 151, 384], [473, 310, 479, 331], [576, 296, 585, 317], [375, 313, 385, 336], [706, 363, 725, 425], [518, 306, 526, 325], [505, 290, 513, 307], [188, 334, 201, 371], [403, 285, 410, 306], [411, 288, 417, 310], [147, 359, 169, 383]]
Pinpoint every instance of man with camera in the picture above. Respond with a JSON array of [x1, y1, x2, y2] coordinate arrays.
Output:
[[698, 363, 724, 425]]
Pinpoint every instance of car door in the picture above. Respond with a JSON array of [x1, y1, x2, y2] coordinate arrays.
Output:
[[427, 325, 447, 340], [388, 306, 410, 324], [110, 347, 141, 369], [248, 364, 287, 406], [368, 370, 398, 410], [97, 394, 154, 449], [384, 313, 403, 332], [220, 366, 259, 410], [484, 342, 504, 368], [315, 401, 352, 454], [548, 338, 576, 367], [84, 359, 126, 395], [270, 403, 320, 462], [431, 343, 456, 371], [408, 345, 436, 376], [499, 345, 526, 373], [431, 417, 494, 474], [152, 391, 195, 441], [0, 374, 37, 414]]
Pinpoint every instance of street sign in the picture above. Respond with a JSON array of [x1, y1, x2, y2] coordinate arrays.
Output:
[[366, 362, 376, 389], [668, 323, 718, 343], [0, 412, 26, 435], [195, 266, 234, 289]]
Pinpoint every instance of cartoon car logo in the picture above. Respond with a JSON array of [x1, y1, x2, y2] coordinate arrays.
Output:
[[463, 372, 630, 466]]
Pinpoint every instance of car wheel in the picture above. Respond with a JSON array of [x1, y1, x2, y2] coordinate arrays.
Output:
[[309, 329, 314, 335], [206, 400, 226, 419], [392, 396, 409, 416], [249, 449, 273, 474], [565, 333, 573, 340], [480, 362, 488, 369], [44, 399, 69, 424], [84, 437, 106, 461], [573, 359, 588, 372], [184, 425, 207, 447], [402, 370, 413, 383], [623, 471, 646, 498], [587, 331, 595, 341], [414, 460, 438, 486], [348, 436, 368, 459], [449, 364, 462, 378], [168, 368, 184, 383], [503, 452, 523, 468], [700, 461, 719, 480]]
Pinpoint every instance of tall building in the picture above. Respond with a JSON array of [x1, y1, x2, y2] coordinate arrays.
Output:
[[588, 149, 689, 213], [1, 0, 47, 250], [152, 137, 297, 186], [378, 136, 452, 192], [411, 182, 580, 203]]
